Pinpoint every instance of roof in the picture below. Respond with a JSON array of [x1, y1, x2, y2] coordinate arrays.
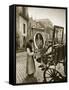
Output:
[[30, 18, 54, 30], [31, 20, 44, 30], [37, 19, 54, 29]]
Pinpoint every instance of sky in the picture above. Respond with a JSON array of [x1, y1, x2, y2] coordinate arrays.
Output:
[[28, 7, 66, 34]]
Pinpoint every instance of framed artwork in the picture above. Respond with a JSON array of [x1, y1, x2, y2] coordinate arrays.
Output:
[[9, 4, 67, 85], [53, 25, 64, 44], [34, 33, 44, 49]]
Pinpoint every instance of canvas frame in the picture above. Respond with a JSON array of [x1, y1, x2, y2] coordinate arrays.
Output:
[[9, 4, 67, 85]]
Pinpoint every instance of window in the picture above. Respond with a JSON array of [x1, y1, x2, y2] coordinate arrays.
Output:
[[23, 24, 25, 34]]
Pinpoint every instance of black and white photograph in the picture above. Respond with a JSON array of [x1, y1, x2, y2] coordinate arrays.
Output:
[[16, 5, 67, 84]]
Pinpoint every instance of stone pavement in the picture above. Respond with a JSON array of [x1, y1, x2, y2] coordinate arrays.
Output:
[[16, 52, 27, 83]]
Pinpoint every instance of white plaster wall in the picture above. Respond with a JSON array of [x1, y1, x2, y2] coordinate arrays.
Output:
[[19, 16, 27, 48]]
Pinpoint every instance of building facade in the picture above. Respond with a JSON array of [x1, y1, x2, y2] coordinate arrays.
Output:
[[16, 7, 29, 50]]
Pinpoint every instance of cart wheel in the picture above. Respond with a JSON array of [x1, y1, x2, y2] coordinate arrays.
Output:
[[43, 68, 64, 83]]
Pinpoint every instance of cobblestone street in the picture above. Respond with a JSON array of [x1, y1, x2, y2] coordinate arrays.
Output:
[[16, 52, 27, 83], [16, 52, 65, 84]]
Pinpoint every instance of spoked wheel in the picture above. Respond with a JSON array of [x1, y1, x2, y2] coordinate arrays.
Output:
[[43, 68, 65, 83]]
